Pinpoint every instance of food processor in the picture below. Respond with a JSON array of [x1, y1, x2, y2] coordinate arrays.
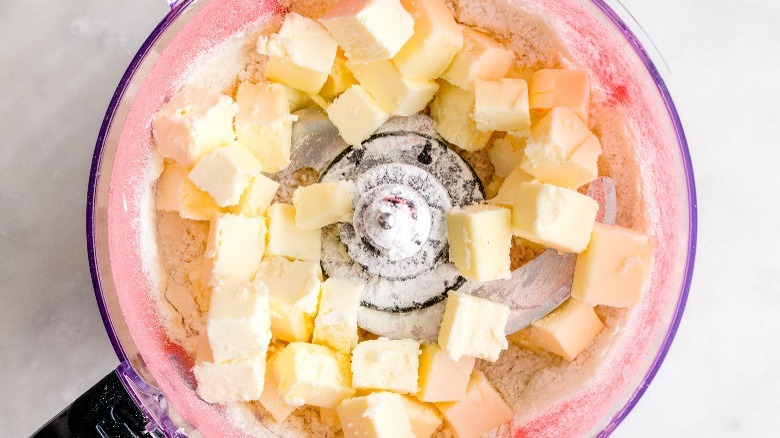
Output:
[[33, 0, 696, 436]]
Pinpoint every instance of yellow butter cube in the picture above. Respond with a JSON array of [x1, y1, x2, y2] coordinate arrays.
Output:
[[486, 165, 534, 208], [430, 80, 492, 151], [393, 0, 463, 80], [188, 142, 263, 207], [228, 174, 280, 217], [152, 86, 237, 166], [255, 256, 323, 315], [327, 85, 390, 146], [321, 49, 358, 100], [510, 182, 598, 253], [442, 27, 513, 91], [321, 0, 414, 62], [530, 69, 591, 123], [206, 281, 272, 364], [293, 181, 356, 229], [416, 342, 475, 403], [193, 331, 266, 404], [400, 396, 442, 438], [258, 351, 298, 422], [509, 298, 604, 361], [273, 342, 355, 408], [337, 392, 414, 438], [178, 177, 225, 221], [235, 81, 297, 173], [438, 291, 509, 362], [283, 84, 315, 112], [435, 371, 513, 438], [572, 223, 656, 307], [446, 204, 512, 281], [260, 13, 338, 94], [204, 213, 266, 284], [346, 59, 439, 116], [313, 278, 363, 354], [351, 338, 420, 394], [156, 162, 187, 212], [521, 107, 601, 189], [265, 203, 321, 262], [473, 78, 531, 132], [488, 135, 526, 178]]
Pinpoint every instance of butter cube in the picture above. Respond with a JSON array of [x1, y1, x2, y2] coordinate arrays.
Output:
[[293, 181, 356, 229], [392, 0, 463, 80], [346, 59, 438, 116], [205, 213, 266, 284], [260, 13, 338, 94], [265, 203, 321, 262], [235, 81, 296, 173], [435, 371, 513, 437], [486, 165, 534, 208], [530, 69, 591, 123], [521, 107, 601, 189], [572, 223, 656, 307], [313, 278, 363, 354], [438, 292, 509, 362], [488, 135, 526, 178], [442, 28, 513, 91], [509, 298, 604, 361], [228, 174, 280, 217], [258, 352, 297, 422], [446, 204, 512, 281], [337, 392, 414, 438], [321, 49, 359, 100], [473, 78, 531, 132], [327, 85, 390, 146], [156, 162, 187, 212], [510, 182, 598, 253], [193, 331, 266, 403], [400, 396, 442, 438], [273, 342, 356, 408], [351, 338, 420, 394], [188, 142, 263, 207], [206, 281, 272, 363], [152, 86, 237, 166], [284, 85, 315, 112], [178, 177, 225, 221], [321, 0, 414, 62], [416, 342, 475, 403], [429, 80, 492, 151]]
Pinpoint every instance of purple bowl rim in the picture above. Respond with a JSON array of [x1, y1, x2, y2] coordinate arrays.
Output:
[[85, 0, 697, 435]]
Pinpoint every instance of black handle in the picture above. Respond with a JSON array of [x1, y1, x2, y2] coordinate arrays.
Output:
[[32, 370, 159, 438]]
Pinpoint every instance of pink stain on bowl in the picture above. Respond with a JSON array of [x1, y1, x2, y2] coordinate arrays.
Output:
[[102, 0, 687, 436]]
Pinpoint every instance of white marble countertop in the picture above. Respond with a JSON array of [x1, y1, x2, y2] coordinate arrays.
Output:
[[1, 0, 778, 436]]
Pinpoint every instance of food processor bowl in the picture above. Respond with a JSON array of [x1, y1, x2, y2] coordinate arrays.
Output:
[[64, 0, 696, 436]]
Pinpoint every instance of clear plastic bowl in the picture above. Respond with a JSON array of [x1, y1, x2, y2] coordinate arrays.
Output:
[[86, 0, 696, 436]]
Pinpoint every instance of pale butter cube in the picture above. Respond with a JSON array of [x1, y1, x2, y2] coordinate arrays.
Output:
[[256, 256, 323, 315], [572, 223, 656, 307], [152, 86, 237, 166], [400, 396, 442, 438], [313, 278, 363, 354], [530, 69, 591, 123], [235, 82, 296, 173], [327, 85, 389, 146], [346, 59, 438, 116], [488, 135, 526, 178], [435, 371, 513, 437], [206, 281, 272, 363], [442, 28, 513, 91], [265, 203, 321, 262], [156, 162, 187, 212], [486, 165, 534, 208], [193, 331, 266, 403], [179, 177, 225, 221], [337, 392, 414, 438], [283, 85, 315, 112], [416, 342, 475, 403], [259, 352, 297, 422], [521, 107, 601, 189], [392, 0, 463, 80], [351, 338, 420, 394], [438, 292, 509, 362], [321, 49, 359, 100], [273, 342, 356, 408], [474, 78, 531, 132], [188, 142, 262, 207], [205, 213, 266, 284], [446, 204, 512, 282], [260, 13, 338, 94], [429, 80, 492, 151], [509, 298, 604, 361], [321, 0, 414, 62], [510, 182, 598, 253], [228, 174, 280, 217], [293, 181, 356, 229]]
